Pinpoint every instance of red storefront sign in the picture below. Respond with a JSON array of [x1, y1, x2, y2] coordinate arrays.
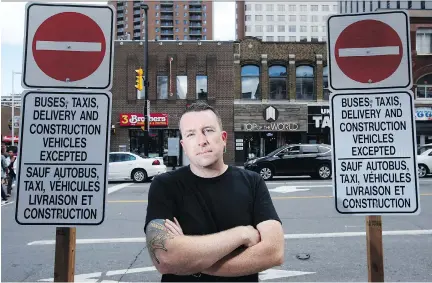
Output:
[[2, 136, 19, 143], [119, 113, 168, 127]]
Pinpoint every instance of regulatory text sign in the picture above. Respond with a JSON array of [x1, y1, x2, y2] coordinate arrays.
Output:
[[15, 91, 112, 225], [330, 91, 419, 215]]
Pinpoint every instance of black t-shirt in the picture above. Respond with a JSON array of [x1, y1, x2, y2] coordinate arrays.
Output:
[[144, 165, 281, 282]]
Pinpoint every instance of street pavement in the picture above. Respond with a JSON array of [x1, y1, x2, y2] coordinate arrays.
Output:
[[2, 174, 432, 282]]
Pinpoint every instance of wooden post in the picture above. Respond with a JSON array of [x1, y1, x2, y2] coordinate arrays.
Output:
[[366, 216, 384, 282], [54, 227, 76, 282]]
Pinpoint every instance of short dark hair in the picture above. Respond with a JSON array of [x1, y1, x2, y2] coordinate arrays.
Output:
[[179, 102, 223, 130]]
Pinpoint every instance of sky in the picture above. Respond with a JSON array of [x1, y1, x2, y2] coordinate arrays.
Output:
[[0, 1, 236, 98]]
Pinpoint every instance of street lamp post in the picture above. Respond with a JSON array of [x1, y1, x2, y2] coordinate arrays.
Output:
[[141, 3, 149, 157]]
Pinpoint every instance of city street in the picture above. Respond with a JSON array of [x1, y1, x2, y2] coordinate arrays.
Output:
[[2, 174, 432, 282]]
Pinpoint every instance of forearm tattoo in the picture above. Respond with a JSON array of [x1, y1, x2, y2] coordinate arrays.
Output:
[[145, 219, 174, 264]]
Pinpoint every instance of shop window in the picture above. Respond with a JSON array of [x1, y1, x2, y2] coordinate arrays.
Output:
[[157, 76, 168, 99], [176, 75, 187, 99], [241, 65, 261, 99], [416, 73, 432, 99], [269, 65, 287, 100], [196, 75, 208, 100], [296, 65, 315, 100], [323, 66, 329, 100]]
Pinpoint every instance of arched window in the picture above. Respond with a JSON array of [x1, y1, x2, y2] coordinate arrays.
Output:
[[417, 74, 432, 98], [323, 66, 329, 100], [241, 65, 261, 99], [296, 65, 315, 100], [269, 65, 287, 100]]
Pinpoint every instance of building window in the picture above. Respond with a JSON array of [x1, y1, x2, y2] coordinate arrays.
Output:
[[323, 66, 329, 100], [289, 25, 296, 32], [241, 65, 260, 99], [300, 36, 307, 42], [296, 65, 315, 100], [278, 36, 285, 41], [196, 75, 208, 100], [269, 65, 287, 100], [311, 36, 318, 42], [289, 5, 296, 11], [255, 25, 263, 32], [311, 15, 318, 22], [245, 15, 251, 21], [157, 76, 168, 99], [300, 15, 307, 22], [300, 26, 307, 32], [266, 36, 274, 41], [277, 15, 285, 21], [289, 15, 296, 22], [278, 4, 285, 11], [416, 28, 432, 54], [266, 15, 274, 21], [245, 25, 251, 32], [311, 5, 318, 11], [300, 5, 307, 11], [176, 76, 187, 99], [255, 15, 263, 21], [266, 4, 273, 11], [278, 25, 285, 32], [289, 36, 296, 41], [311, 26, 318, 32], [417, 74, 432, 98], [255, 4, 262, 11], [245, 4, 251, 11], [322, 5, 329, 11], [266, 25, 274, 32]]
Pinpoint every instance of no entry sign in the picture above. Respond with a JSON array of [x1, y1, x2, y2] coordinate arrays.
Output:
[[22, 3, 114, 90], [327, 11, 412, 92]]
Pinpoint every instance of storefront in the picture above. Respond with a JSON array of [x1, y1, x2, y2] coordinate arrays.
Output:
[[118, 112, 181, 166], [415, 107, 432, 146], [307, 105, 330, 145], [233, 104, 308, 165]]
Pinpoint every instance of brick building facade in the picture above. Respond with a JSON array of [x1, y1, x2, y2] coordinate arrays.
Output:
[[409, 10, 432, 146], [110, 40, 235, 165], [232, 37, 329, 165]]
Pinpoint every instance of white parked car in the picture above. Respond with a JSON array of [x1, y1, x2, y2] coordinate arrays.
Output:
[[417, 148, 432, 178], [108, 152, 167, 182]]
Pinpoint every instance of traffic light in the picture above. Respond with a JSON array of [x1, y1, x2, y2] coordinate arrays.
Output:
[[135, 68, 143, 91]]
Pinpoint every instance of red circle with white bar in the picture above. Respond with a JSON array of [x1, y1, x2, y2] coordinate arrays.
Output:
[[335, 20, 403, 84], [32, 12, 106, 82]]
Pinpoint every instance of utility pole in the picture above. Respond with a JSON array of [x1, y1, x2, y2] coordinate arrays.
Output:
[[141, 2, 149, 157]]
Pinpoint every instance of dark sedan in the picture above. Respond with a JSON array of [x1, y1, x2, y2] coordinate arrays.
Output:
[[244, 144, 332, 180]]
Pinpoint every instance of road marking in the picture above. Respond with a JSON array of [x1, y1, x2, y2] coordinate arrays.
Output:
[[338, 46, 400, 57], [269, 186, 311, 193], [105, 193, 432, 203], [38, 267, 313, 282], [28, 237, 145, 246], [107, 183, 132, 195], [1, 200, 14, 207], [36, 41, 102, 52], [28, 229, 432, 246], [284, 229, 432, 239]]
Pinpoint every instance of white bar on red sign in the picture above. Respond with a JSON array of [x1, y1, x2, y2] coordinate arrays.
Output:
[[338, 46, 400, 57], [35, 41, 102, 52]]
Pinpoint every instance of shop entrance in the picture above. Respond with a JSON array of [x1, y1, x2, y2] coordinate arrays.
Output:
[[129, 128, 181, 166]]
